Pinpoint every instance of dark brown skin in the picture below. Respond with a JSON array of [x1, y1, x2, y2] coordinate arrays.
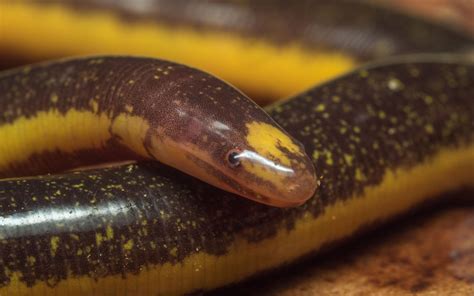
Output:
[[0, 57, 317, 206], [0, 57, 473, 292]]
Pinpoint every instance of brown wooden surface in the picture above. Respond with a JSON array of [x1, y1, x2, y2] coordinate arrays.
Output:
[[210, 194, 474, 295]]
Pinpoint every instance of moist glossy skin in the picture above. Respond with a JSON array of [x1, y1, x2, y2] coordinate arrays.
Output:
[[0, 56, 317, 206], [1, 0, 473, 100], [0, 57, 473, 295]]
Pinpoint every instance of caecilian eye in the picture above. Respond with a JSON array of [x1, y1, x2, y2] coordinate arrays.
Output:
[[226, 149, 242, 168]]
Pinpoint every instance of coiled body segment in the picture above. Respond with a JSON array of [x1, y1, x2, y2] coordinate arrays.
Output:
[[0, 56, 317, 206], [0, 0, 473, 100], [0, 57, 473, 295]]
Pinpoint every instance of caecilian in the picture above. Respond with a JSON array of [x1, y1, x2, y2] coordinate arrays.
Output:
[[0, 56, 317, 207], [0, 55, 473, 295], [0, 0, 473, 100]]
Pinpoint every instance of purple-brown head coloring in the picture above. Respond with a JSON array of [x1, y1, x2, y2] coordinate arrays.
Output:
[[124, 58, 318, 207]]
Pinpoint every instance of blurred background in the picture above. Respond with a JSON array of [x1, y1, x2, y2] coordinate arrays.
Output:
[[374, 0, 474, 34]]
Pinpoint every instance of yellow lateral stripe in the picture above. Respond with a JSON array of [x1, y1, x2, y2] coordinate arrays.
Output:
[[0, 109, 154, 172], [0, 109, 112, 171], [3, 144, 473, 295], [109, 113, 151, 158], [0, 2, 357, 99]]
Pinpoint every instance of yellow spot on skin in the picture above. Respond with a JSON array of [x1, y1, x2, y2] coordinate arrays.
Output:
[[424, 95, 433, 104], [0, 2, 357, 100], [387, 78, 404, 91], [355, 168, 366, 181], [325, 153, 334, 165], [96, 233, 104, 246], [106, 225, 114, 240], [312, 151, 320, 160], [425, 124, 434, 134], [315, 104, 325, 112], [344, 154, 353, 166], [123, 239, 134, 251], [169, 247, 178, 257], [26, 256, 36, 265], [50, 93, 58, 103], [50, 236, 60, 256]]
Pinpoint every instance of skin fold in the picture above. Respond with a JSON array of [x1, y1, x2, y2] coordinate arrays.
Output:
[[0, 0, 473, 101], [0, 56, 473, 295], [0, 56, 317, 207]]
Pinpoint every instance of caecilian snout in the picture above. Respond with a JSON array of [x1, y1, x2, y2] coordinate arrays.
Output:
[[279, 156, 318, 206], [231, 121, 317, 207], [240, 146, 317, 207]]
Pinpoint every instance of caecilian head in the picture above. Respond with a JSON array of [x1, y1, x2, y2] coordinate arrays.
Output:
[[155, 114, 318, 208], [139, 61, 317, 207]]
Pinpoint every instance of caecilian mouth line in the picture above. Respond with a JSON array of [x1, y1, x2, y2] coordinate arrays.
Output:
[[184, 150, 276, 201]]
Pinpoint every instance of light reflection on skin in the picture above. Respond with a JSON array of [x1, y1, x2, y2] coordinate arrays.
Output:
[[210, 120, 231, 138], [212, 121, 231, 131], [235, 150, 294, 175], [0, 199, 138, 238]]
